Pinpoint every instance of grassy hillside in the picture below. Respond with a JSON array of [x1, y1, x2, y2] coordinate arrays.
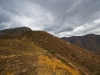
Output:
[[0, 28, 100, 75], [0, 38, 83, 75], [21, 31, 100, 75]]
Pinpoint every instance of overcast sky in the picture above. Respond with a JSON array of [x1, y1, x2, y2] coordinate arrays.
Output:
[[0, 0, 100, 37]]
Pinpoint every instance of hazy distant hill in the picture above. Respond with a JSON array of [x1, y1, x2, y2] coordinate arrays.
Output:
[[62, 34, 100, 54], [0, 27, 100, 75]]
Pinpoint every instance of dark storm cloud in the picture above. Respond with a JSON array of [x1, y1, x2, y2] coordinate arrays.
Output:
[[0, 0, 100, 36]]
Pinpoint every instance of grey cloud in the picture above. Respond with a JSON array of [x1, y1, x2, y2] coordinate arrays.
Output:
[[0, 24, 7, 30], [30, 0, 100, 32], [0, 0, 100, 37], [0, 6, 12, 29], [0, 7, 11, 23], [81, 24, 100, 34], [42, 23, 74, 36], [54, 28, 73, 34], [0, 13, 10, 23], [0, 0, 25, 29]]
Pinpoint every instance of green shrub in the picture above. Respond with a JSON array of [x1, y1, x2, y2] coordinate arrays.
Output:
[[71, 54, 76, 57], [61, 59, 66, 63], [49, 50, 56, 54], [0, 68, 4, 72], [77, 61, 85, 66]]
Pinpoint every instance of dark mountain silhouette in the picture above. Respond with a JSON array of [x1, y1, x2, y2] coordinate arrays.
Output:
[[0, 27, 32, 36], [0, 27, 32, 39], [0, 28, 100, 75], [62, 34, 100, 54]]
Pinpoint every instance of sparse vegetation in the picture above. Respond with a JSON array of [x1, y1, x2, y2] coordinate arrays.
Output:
[[0, 27, 100, 75], [77, 62, 84, 66], [71, 54, 76, 57], [61, 59, 66, 63], [0, 69, 4, 73], [49, 50, 56, 54]]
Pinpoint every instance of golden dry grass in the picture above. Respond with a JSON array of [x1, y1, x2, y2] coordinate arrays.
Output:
[[38, 55, 81, 75]]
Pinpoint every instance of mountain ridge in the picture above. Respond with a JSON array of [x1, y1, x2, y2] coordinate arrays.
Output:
[[0, 27, 100, 75], [62, 34, 100, 54]]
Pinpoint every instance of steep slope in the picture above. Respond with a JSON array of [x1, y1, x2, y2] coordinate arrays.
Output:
[[0, 28, 100, 75], [62, 34, 100, 54], [21, 31, 100, 75], [0, 37, 82, 75]]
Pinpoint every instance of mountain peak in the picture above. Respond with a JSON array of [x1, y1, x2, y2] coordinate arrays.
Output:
[[0, 27, 32, 35]]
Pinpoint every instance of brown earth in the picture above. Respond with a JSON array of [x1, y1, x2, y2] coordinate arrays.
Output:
[[0, 39, 83, 75], [0, 27, 100, 75], [21, 31, 100, 75]]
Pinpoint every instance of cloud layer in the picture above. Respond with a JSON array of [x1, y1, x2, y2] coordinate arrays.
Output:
[[0, 0, 100, 37]]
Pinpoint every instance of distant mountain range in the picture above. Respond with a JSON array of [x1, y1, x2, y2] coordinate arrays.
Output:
[[0, 27, 100, 75], [62, 34, 100, 54]]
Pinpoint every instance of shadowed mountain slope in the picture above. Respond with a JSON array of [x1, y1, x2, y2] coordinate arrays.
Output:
[[62, 34, 100, 54], [0, 28, 100, 75]]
